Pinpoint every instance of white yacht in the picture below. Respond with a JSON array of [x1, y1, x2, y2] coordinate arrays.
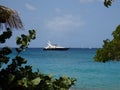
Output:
[[43, 41, 69, 50]]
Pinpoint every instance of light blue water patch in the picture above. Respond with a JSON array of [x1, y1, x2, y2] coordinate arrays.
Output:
[[9, 48, 120, 90]]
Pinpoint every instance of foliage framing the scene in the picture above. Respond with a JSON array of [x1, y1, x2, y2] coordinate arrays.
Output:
[[94, 25, 120, 62], [0, 5, 24, 30], [0, 5, 76, 90], [0, 29, 76, 90], [104, 0, 114, 8]]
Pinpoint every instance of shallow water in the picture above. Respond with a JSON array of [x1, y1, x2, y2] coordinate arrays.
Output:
[[11, 48, 120, 90]]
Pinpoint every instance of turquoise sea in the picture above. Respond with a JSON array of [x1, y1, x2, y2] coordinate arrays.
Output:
[[11, 48, 120, 90]]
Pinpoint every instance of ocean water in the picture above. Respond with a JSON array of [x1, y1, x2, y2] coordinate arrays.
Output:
[[11, 48, 120, 90]]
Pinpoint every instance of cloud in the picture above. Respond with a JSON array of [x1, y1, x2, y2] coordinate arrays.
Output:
[[46, 15, 84, 31], [25, 3, 36, 10], [55, 8, 61, 13], [80, 0, 103, 3]]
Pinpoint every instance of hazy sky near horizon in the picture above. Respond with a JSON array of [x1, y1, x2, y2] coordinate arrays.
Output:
[[0, 0, 120, 48]]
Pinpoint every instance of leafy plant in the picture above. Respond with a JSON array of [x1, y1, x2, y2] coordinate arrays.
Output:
[[0, 28, 76, 90], [94, 25, 120, 62], [104, 0, 114, 8]]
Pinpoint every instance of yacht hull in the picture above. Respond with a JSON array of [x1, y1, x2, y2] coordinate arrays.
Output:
[[43, 48, 69, 50]]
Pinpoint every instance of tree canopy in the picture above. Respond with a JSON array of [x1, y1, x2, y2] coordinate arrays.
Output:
[[94, 25, 120, 62]]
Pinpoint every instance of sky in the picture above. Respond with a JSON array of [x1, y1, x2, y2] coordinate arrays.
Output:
[[0, 0, 120, 48]]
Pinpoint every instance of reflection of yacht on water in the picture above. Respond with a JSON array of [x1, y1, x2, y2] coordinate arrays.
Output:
[[43, 41, 69, 50]]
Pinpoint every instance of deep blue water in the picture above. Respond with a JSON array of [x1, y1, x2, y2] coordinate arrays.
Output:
[[10, 48, 120, 90]]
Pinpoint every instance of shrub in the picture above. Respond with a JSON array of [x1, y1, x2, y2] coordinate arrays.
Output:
[[0, 28, 76, 90], [94, 25, 120, 62]]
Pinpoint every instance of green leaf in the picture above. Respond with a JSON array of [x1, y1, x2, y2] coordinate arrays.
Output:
[[17, 77, 28, 88], [16, 37, 21, 45], [2, 47, 12, 55], [31, 77, 41, 85], [8, 74, 15, 84]]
